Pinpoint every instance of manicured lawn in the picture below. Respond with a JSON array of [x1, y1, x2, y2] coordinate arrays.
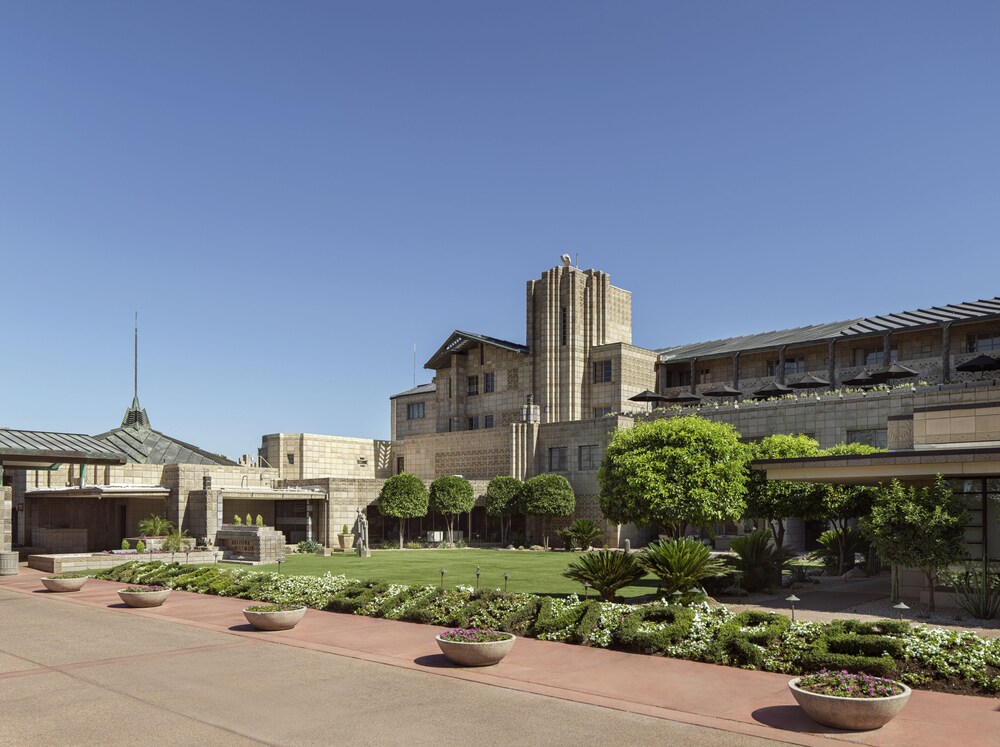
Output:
[[222, 549, 660, 599]]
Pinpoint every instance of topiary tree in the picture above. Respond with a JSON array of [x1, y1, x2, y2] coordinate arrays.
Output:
[[598, 415, 749, 538], [861, 476, 968, 610], [135, 539, 146, 553], [429, 475, 475, 544], [484, 476, 523, 545], [745, 434, 825, 548], [378, 473, 429, 548], [245, 513, 252, 527], [234, 514, 242, 525], [522, 473, 575, 550], [815, 443, 884, 574], [255, 514, 264, 528]]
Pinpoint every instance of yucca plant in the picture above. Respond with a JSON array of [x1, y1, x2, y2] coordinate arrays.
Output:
[[729, 530, 793, 592], [639, 537, 730, 595], [563, 550, 646, 601], [567, 519, 604, 550]]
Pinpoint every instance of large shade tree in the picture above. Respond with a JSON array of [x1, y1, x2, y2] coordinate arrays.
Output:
[[429, 475, 475, 544], [484, 476, 522, 545], [598, 415, 750, 538], [378, 473, 429, 548], [745, 434, 825, 548], [861, 476, 968, 609], [521, 473, 575, 549]]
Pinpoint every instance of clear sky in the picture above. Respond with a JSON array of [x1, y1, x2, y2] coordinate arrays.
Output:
[[2, 2, 998, 461]]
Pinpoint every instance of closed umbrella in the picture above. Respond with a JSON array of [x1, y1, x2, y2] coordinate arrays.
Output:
[[789, 374, 830, 390], [752, 381, 792, 399]]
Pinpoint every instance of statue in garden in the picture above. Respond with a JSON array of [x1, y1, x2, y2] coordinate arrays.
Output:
[[356, 508, 371, 558]]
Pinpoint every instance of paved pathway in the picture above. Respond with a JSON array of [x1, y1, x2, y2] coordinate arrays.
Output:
[[2, 568, 998, 746]]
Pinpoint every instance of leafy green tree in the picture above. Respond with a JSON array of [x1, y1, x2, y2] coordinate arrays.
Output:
[[522, 473, 575, 549], [138, 514, 173, 537], [815, 443, 884, 574], [484, 476, 523, 544], [598, 416, 749, 538], [429, 475, 475, 544], [861, 476, 968, 610], [745, 434, 825, 548], [563, 550, 646, 601], [378, 473, 429, 548]]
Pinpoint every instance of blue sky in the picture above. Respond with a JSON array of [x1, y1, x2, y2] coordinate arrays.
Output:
[[2, 2, 998, 460]]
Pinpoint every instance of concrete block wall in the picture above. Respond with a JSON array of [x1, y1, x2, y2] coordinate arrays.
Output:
[[260, 433, 390, 480]]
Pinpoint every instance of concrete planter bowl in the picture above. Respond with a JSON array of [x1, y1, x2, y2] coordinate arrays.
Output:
[[788, 677, 912, 730], [243, 605, 307, 631], [41, 576, 88, 593], [117, 587, 172, 608], [435, 634, 516, 667]]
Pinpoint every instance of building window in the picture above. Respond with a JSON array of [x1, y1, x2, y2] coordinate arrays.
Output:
[[484, 414, 494, 429], [664, 371, 673, 388], [579, 445, 599, 470], [768, 358, 805, 376], [847, 429, 888, 449], [287, 453, 295, 465], [853, 346, 898, 367], [468, 416, 479, 431], [678, 370, 692, 387], [593, 407, 611, 418], [698, 368, 711, 384], [561, 307, 568, 346], [484, 372, 495, 393], [406, 402, 425, 420], [967, 331, 1000, 353], [548, 447, 567, 471], [593, 360, 612, 383], [396, 457, 405, 474], [467, 375, 479, 396]]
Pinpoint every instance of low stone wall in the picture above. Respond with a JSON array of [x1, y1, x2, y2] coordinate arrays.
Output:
[[33, 527, 88, 553], [28, 551, 221, 574], [215, 525, 286, 564]]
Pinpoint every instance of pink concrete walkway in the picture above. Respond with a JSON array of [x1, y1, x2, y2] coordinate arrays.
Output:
[[3, 567, 998, 747]]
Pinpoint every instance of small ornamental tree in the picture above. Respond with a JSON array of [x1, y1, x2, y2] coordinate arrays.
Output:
[[598, 415, 749, 538], [378, 473, 429, 548], [522, 473, 575, 549], [815, 443, 884, 574], [861, 476, 968, 610], [484, 476, 523, 544], [429, 475, 475, 544], [746, 434, 825, 548]]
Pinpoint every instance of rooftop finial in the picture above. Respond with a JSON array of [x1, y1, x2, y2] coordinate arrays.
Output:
[[122, 312, 150, 429]]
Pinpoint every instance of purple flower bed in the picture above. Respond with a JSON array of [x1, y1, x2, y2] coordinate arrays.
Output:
[[438, 627, 513, 643], [797, 670, 904, 698]]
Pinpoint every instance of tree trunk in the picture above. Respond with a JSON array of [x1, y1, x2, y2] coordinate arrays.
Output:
[[542, 516, 548, 550], [446, 516, 454, 544], [925, 566, 937, 611], [399, 519, 404, 550], [890, 564, 900, 604]]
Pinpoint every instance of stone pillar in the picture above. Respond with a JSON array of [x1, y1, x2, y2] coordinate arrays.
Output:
[[883, 331, 893, 365], [1, 484, 17, 576], [941, 321, 952, 383], [828, 339, 837, 389], [777, 346, 787, 385], [732, 352, 741, 390], [306, 501, 313, 542], [689, 358, 698, 394]]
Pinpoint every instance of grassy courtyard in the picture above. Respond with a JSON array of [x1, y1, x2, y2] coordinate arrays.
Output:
[[222, 549, 660, 599]]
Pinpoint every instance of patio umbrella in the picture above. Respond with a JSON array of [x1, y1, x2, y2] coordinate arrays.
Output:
[[956, 354, 1000, 379], [628, 389, 669, 404], [872, 362, 919, 383], [841, 370, 877, 387], [752, 381, 792, 399], [663, 391, 704, 404], [789, 374, 830, 390], [701, 384, 743, 399]]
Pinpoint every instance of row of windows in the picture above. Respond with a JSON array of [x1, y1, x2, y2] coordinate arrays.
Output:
[[467, 415, 495, 430], [968, 332, 1000, 353], [548, 445, 600, 471], [467, 372, 496, 396]]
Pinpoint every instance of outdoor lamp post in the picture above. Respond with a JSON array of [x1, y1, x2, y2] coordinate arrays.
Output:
[[893, 602, 910, 620], [583, 582, 590, 600], [503, 571, 509, 592], [439, 568, 446, 589], [475, 565, 481, 591], [786, 594, 800, 621], [276, 558, 283, 574], [671, 590, 683, 604]]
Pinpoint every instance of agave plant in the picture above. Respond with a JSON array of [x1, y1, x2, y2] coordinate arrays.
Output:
[[137, 514, 174, 538], [563, 550, 646, 601], [567, 519, 604, 550], [639, 537, 730, 595], [729, 530, 793, 592]]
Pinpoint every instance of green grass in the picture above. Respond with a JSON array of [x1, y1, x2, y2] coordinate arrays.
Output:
[[221, 549, 661, 599]]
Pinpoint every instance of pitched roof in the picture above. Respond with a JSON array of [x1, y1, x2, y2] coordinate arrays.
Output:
[[93, 422, 234, 466], [0, 429, 128, 467], [425, 330, 528, 370], [389, 382, 437, 399], [658, 296, 1000, 363]]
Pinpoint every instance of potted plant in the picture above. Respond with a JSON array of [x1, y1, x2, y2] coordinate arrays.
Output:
[[40, 573, 88, 593], [338, 523, 354, 550], [788, 670, 912, 730], [435, 627, 516, 667], [117, 585, 172, 608], [242, 603, 307, 631]]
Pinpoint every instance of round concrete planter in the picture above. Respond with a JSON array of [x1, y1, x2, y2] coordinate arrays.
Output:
[[435, 634, 516, 667], [41, 576, 88, 593], [117, 588, 172, 608], [788, 677, 911, 730], [243, 606, 307, 631]]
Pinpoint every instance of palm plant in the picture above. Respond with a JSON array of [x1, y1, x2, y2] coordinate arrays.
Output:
[[809, 527, 866, 574], [567, 519, 604, 550], [729, 530, 793, 592], [159, 527, 191, 552], [137, 514, 173, 538], [639, 537, 730, 595], [563, 550, 646, 601]]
